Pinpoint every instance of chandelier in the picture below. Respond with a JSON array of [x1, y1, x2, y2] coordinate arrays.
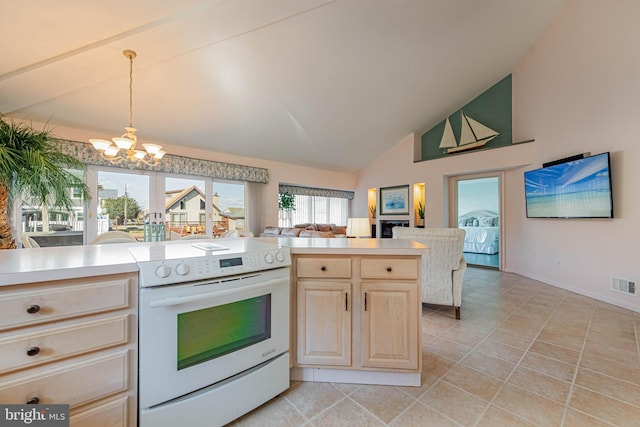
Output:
[[89, 50, 165, 166]]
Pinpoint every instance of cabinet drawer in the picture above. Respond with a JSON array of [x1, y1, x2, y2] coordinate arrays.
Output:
[[0, 279, 130, 331], [0, 315, 129, 374], [0, 351, 128, 408], [70, 396, 129, 427], [296, 257, 351, 278], [360, 258, 418, 280]]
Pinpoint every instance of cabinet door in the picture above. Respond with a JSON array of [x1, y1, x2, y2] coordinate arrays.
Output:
[[296, 280, 351, 366], [360, 281, 419, 370]]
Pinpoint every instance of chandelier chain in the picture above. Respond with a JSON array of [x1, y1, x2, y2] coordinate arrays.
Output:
[[128, 52, 133, 128]]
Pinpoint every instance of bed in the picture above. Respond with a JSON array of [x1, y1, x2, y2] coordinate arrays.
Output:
[[458, 210, 500, 254]]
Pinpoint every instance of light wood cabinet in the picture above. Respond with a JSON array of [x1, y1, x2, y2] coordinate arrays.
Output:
[[297, 280, 351, 366], [293, 254, 421, 377], [0, 273, 137, 427], [360, 281, 418, 369]]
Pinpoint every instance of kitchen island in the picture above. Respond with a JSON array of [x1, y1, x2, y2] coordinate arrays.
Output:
[[262, 237, 429, 387]]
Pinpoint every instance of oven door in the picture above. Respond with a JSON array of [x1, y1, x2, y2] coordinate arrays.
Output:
[[139, 267, 290, 409]]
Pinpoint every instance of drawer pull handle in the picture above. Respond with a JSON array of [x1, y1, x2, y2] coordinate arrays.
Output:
[[26, 397, 40, 405], [386, 266, 392, 272], [26, 346, 40, 357], [26, 305, 40, 314], [320, 266, 326, 271]]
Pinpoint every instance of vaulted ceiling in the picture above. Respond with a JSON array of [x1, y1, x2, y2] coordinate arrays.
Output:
[[0, 0, 563, 173]]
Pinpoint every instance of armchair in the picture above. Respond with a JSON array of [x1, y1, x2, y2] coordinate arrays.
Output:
[[392, 227, 467, 319]]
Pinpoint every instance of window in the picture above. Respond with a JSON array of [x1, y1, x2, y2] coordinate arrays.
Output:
[[213, 182, 246, 236], [283, 194, 348, 227], [20, 169, 86, 247], [97, 171, 150, 240], [166, 177, 206, 237]]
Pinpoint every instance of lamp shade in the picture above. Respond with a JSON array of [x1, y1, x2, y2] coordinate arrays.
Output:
[[347, 217, 371, 237]]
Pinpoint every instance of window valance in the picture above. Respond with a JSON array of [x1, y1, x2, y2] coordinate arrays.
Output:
[[56, 139, 269, 183], [279, 184, 354, 200]]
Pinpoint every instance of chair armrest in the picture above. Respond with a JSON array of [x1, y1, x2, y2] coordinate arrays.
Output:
[[451, 256, 467, 306]]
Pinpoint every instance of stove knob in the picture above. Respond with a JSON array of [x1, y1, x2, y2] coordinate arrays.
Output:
[[275, 251, 285, 262], [264, 253, 274, 264], [155, 264, 171, 278], [175, 263, 190, 276]]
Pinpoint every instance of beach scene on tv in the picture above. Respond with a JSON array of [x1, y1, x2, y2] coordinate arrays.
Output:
[[525, 153, 613, 218]]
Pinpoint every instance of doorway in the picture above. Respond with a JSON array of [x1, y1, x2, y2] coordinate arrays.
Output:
[[449, 172, 503, 269]]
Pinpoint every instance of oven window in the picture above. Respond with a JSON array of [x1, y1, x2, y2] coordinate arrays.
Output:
[[177, 294, 271, 370]]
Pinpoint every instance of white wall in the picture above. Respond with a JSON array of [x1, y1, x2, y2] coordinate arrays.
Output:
[[357, 0, 639, 312], [510, 0, 639, 311]]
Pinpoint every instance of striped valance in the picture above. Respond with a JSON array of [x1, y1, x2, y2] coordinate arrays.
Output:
[[279, 184, 354, 200], [56, 139, 269, 183]]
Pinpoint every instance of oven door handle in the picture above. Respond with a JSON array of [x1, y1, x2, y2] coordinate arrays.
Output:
[[148, 278, 286, 308]]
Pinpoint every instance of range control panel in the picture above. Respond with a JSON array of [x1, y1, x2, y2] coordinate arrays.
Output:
[[136, 245, 291, 287]]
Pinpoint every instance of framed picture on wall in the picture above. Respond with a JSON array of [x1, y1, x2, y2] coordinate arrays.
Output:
[[380, 185, 409, 215]]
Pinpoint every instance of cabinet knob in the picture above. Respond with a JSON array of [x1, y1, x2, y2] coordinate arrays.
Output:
[[320, 266, 326, 271], [26, 397, 40, 405], [386, 266, 392, 272], [26, 346, 40, 357], [26, 304, 40, 314]]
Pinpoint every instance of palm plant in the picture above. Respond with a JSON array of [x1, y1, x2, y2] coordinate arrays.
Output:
[[417, 201, 425, 219], [0, 115, 89, 249]]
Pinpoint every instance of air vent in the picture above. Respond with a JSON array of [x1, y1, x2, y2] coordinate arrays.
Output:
[[611, 277, 637, 296]]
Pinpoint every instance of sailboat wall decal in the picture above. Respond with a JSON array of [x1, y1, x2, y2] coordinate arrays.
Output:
[[438, 111, 499, 154]]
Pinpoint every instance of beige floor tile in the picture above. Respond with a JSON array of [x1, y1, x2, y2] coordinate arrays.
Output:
[[529, 339, 581, 365], [424, 336, 473, 362], [492, 383, 565, 426], [389, 401, 461, 427], [562, 409, 615, 427], [579, 352, 640, 383], [421, 318, 452, 336], [349, 385, 415, 424], [485, 328, 534, 350], [235, 396, 306, 427], [460, 350, 516, 380], [475, 338, 525, 364], [536, 329, 584, 352], [582, 339, 639, 365], [569, 385, 640, 427], [438, 327, 486, 348], [421, 351, 456, 378], [284, 381, 345, 419], [519, 352, 576, 382], [398, 371, 439, 398], [575, 367, 640, 407], [508, 365, 571, 404], [311, 398, 384, 427], [587, 325, 637, 343], [331, 382, 362, 396], [441, 364, 503, 401], [420, 380, 489, 426], [475, 405, 537, 427]]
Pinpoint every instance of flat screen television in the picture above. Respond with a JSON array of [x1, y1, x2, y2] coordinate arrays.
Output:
[[524, 152, 613, 218]]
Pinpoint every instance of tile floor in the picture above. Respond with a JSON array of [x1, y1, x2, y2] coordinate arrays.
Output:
[[230, 267, 640, 426]]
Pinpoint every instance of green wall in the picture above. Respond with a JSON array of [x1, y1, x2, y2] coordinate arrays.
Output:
[[420, 74, 512, 161]]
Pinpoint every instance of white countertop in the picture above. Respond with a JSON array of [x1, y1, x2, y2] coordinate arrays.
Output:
[[0, 242, 139, 286], [0, 238, 428, 287], [260, 237, 429, 255]]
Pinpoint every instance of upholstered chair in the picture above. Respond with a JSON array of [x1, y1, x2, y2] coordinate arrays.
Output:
[[392, 227, 467, 319], [89, 231, 138, 245]]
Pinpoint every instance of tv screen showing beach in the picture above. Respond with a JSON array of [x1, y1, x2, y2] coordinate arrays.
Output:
[[524, 152, 613, 218]]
